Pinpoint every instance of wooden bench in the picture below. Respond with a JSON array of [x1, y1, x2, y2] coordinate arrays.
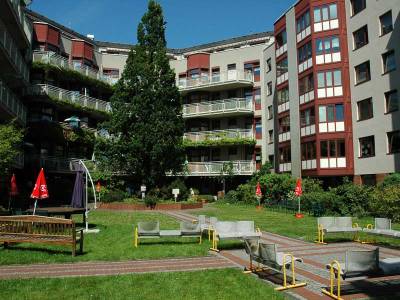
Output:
[[0, 215, 83, 256]]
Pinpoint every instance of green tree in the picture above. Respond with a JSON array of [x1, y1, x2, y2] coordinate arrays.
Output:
[[96, 1, 184, 187], [0, 123, 23, 176]]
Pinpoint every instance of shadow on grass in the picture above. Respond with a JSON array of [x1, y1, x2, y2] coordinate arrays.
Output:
[[1, 245, 84, 256]]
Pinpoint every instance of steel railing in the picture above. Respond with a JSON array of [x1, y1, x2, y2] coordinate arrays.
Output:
[[32, 51, 116, 85], [7, 0, 33, 43], [184, 129, 254, 142], [28, 84, 111, 113], [185, 160, 256, 176], [0, 80, 27, 124], [178, 70, 254, 89], [0, 18, 30, 82], [183, 98, 253, 117], [27, 155, 85, 172]]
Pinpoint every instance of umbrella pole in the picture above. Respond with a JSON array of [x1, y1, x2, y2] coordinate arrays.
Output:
[[8, 195, 11, 211], [33, 200, 37, 215], [85, 171, 89, 232]]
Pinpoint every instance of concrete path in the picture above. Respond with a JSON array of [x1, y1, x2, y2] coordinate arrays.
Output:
[[0, 256, 235, 279], [164, 210, 400, 300]]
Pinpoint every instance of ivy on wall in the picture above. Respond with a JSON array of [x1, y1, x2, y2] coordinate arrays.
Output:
[[183, 137, 256, 148]]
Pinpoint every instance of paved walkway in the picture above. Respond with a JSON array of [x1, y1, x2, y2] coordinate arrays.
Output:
[[0, 256, 235, 279], [164, 210, 400, 300]]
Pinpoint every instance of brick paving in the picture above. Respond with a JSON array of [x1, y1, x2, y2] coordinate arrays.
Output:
[[0, 256, 235, 279], [166, 210, 400, 300]]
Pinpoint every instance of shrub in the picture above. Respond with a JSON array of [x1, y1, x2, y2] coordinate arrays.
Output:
[[379, 173, 400, 189], [258, 173, 296, 204], [101, 189, 128, 203], [370, 185, 400, 222], [236, 183, 258, 204], [302, 178, 323, 193], [223, 190, 239, 204], [144, 196, 158, 208], [301, 191, 336, 214], [198, 194, 216, 202], [167, 178, 189, 201]]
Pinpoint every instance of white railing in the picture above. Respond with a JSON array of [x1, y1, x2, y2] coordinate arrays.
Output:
[[185, 160, 256, 176], [184, 129, 253, 142], [0, 18, 30, 82], [0, 80, 27, 124], [32, 51, 116, 85], [7, 0, 33, 43], [28, 155, 84, 172], [183, 98, 253, 117], [178, 70, 254, 89], [28, 84, 111, 113]]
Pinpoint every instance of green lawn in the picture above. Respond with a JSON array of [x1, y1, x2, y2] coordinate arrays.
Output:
[[0, 269, 286, 300], [195, 203, 400, 248], [0, 211, 211, 265]]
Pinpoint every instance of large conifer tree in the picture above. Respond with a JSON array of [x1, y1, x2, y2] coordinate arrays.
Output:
[[97, 1, 184, 187]]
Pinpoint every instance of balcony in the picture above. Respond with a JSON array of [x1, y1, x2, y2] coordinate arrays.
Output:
[[33, 51, 116, 85], [0, 18, 30, 85], [26, 155, 84, 173], [178, 70, 254, 94], [185, 160, 256, 176], [183, 98, 253, 118], [1, 0, 33, 47], [183, 129, 254, 147], [28, 84, 111, 113], [0, 80, 27, 125]]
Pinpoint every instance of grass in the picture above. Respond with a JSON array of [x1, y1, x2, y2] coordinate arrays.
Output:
[[0, 211, 211, 265], [0, 269, 286, 300], [194, 203, 400, 248]]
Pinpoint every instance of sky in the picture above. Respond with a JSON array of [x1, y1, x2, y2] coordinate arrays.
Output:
[[29, 0, 294, 48]]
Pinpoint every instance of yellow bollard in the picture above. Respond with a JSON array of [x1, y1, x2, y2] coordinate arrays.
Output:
[[275, 253, 307, 291], [134, 226, 138, 248], [321, 260, 343, 300], [315, 224, 327, 244]]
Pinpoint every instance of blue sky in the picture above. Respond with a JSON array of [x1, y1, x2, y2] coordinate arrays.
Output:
[[29, 0, 294, 48]]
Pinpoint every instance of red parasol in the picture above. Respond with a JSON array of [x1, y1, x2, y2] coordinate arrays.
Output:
[[10, 174, 18, 196], [30, 168, 49, 215], [295, 178, 302, 197], [256, 182, 262, 197]]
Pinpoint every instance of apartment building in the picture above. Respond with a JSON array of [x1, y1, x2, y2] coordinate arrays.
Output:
[[169, 33, 273, 191], [262, 0, 399, 184], [0, 0, 32, 169]]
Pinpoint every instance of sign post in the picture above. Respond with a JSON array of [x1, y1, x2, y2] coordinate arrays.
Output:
[[294, 178, 303, 218], [172, 188, 180, 202], [141, 184, 146, 200]]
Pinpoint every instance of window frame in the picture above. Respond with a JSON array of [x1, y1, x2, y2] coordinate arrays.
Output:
[[278, 115, 290, 134], [359, 135, 375, 158], [277, 87, 289, 105], [301, 141, 316, 161], [318, 104, 344, 123], [357, 97, 373, 121], [299, 73, 314, 96], [354, 61, 371, 85], [385, 90, 399, 114], [300, 107, 315, 127], [320, 139, 346, 159], [266, 58, 272, 73], [382, 50, 396, 74], [379, 10, 393, 36], [313, 3, 338, 23], [387, 131, 400, 154], [352, 25, 369, 50], [317, 69, 342, 89], [267, 81, 273, 96], [267, 105, 273, 119], [279, 146, 291, 163], [296, 10, 311, 33], [276, 57, 288, 77], [298, 41, 313, 64], [350, 0, 366, 16], [315, 36, 340, 56]]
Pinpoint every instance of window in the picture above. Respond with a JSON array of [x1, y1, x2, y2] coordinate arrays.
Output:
[[380, 11, 393, 36], [355, 61, 370, 84], [315, 36, 340, 55], [357, 98, 373, 121], [228, 118, 237, 127], [300, 107, 315, 127], [297, 11, 310, 33], [351, 0, 366, 16], [267, 82, 273, 96], [353, 25, 368, 50], [276, 58, 288, 77], [314, 3, 337, 22], [301, 142, 316, 161], [320, 139, 345, 158], [277, 87, 289, 104], [319, 104, 344, 122], [388, 131, 400, 154], [278, 115, 290, 133], [298, 41, 312, 63], [382, 50, 396, 74], [269, 130, 274, 144], [299, 74, 314, 95], [385, 90, 398, 113], [276, 30, 287, 49], [266, 58, 272, 73], [244, 61, 260, 81], [255, 118, 262, 139], [359, 136, 375, 158], [268, 105, 273, 119], [317, 69, 342, 88], [211, 67, 220, 82], [279, 146, 291, 163], [254, 88, 261, 109]]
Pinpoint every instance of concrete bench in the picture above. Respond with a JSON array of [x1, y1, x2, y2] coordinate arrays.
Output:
[[363, 218, 400, 238], [316, 216, 361, 244]]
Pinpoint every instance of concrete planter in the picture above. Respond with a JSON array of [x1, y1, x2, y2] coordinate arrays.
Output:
[[98, 202, 203, 211]]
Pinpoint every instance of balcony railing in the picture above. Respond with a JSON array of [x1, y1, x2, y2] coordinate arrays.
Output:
[[0, 80, 27, 124], [28, 84, 111, 113], [32, 51, 116, 85], [7, 0, 33, 44], [183, 98, 253, 118], [185, 160, 256, 176], [184, 129, 254, 142], [0, 18, 30, 83], [178, 70, 254, 90], [27, 155, 84, 173]]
